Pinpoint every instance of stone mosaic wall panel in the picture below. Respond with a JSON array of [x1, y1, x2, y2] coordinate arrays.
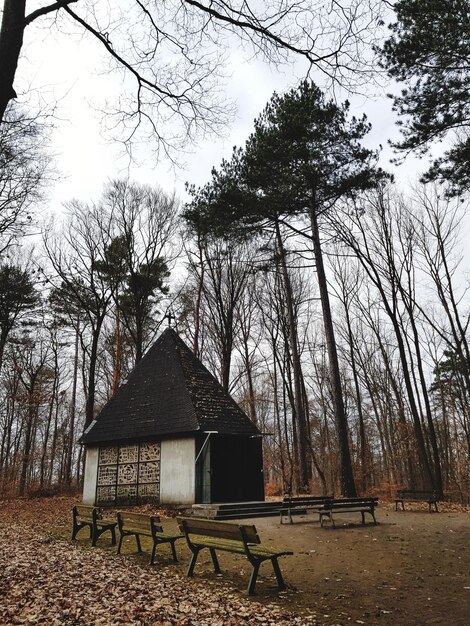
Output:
[[116, 484, 138, 501], [96, 485, 115, 505], [140, 442, 160, 462], [138, 483, 158, 498], [118, 463, 138, 484], [96, 442, 161, 505], [99, 446, 118, 465], [97, 465, 117, 486], [139, 461, 160, 483], [118, 445, 138, 464]]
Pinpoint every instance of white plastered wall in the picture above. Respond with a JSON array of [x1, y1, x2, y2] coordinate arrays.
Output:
[[82, 447, 99, 505], [160, 437, 195, 504]]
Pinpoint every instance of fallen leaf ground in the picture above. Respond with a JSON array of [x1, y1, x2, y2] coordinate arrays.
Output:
[[0, 497, 469, 625]]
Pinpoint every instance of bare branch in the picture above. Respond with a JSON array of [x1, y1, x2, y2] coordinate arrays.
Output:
[[24, 0, 78, 26]]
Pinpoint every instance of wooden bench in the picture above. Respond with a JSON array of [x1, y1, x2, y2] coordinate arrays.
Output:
[[117, 511, 184, 565], [177, 517, 293, 595], [319, 497, 379, 528], [395, 490, 439, 512], [71, 504, 117, 546], [280, 495, 333, 524]]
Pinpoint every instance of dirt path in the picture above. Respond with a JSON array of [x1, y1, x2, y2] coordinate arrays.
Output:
[[1, 497, 469, 625], [250, 505, 470, 625]]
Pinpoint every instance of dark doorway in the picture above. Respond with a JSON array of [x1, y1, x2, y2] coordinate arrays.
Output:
[[209, 435, 264, 503]]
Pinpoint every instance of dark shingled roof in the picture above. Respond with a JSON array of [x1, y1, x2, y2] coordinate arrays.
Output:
[[80, 327, 260, 445]]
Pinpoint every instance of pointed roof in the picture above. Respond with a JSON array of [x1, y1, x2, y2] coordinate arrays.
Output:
[[80, 327, 260, 445]]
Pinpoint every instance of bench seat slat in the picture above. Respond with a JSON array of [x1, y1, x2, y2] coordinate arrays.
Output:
[[71, 504, 117, 547], [395, 490, 439, 512], [177, 517, 292, 595], [319, 498, 378, 528], [178, 518, 260, 543], [280, 495, 334, 524], [117, 512, 183, 564], [187, 535, 292, 558]]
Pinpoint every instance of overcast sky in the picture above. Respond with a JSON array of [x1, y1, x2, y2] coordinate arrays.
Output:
[[17, 5, 434, 217]]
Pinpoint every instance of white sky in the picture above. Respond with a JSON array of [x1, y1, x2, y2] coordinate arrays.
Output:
[[16, 4, 432, 216]]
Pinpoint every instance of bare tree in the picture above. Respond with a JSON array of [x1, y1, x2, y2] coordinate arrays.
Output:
[[43, 201, 114, 428], [0, 0, 385, 152], [100, 179, 180, 366], [195, 237, 254, 392], [330, 254, 371, 493], [333, 187, 441, 492], [413, 187, 470, 404], [0, 105, 49, 253]]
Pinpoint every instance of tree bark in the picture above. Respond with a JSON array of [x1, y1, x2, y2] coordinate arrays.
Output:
[[65, 319, 80, 485], [112, 306, 121, 393], [274, 220, 310, 492], [193, 233, 205, 357], [309, 205, 357, 496], [0, 0, 26, 121], [85, 323, 102, 428]]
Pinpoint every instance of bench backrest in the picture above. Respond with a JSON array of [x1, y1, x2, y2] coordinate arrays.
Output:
[[283, 496, 333, 507], [327, 497, 378, 507], [117, 511, 158, 532], [177, 517, 260, 545], [397, 490, 437, 500], [73, 504, 102, 522]]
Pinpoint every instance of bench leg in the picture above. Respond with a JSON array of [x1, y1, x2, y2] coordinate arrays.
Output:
[[187, 549, 200, 577], [71, 521, 90, 541], [209, 548, 221, 573], [92, 525, 117, 547], [271, 557, 286, 591], [117, 534, 124, 554], [320, 512, 335, 528], [361, 511, 365, 525], [150, 542, 157, 565], [134, 533, 142, 553], [169, 540, 178, 563], [247, 562, 260, 595]]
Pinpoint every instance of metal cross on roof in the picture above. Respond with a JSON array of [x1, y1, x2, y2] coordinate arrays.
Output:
[[165, 309, 175, 327]]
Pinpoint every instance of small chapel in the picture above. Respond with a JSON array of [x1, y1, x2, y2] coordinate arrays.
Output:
[[80, 327, 264, 507]]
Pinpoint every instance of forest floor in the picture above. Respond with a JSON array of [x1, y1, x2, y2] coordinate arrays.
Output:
[[0, 496, 469, 625]]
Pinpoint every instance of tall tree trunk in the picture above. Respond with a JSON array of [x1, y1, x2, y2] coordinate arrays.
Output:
[[135, 312, 144, 365], [274, 220, 310, 491], [271, 339, 287, 492], [0, 0, 26, 121], [18, 374, 38, 496], [193, 233, 205, 357], [240, 323, 257, 424], [47, 390, 61, 487], [85, 323, 102, 428], [309, 205, 357, 496], [402, 306, 443, 495], [112, 307, 121, 394], [40, 363, 58, 489], [343, 304, 369, 493], [65, 319, 80, 486]]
